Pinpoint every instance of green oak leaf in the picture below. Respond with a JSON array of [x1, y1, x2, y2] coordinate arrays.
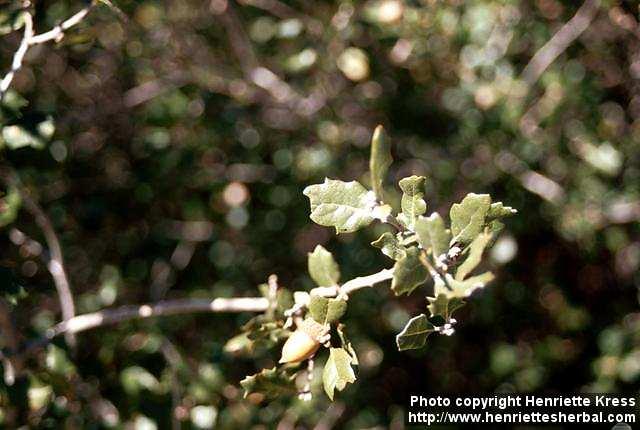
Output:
[[391, 246, 429, 296], [455, 230, 492, 281], [435, 272, 495, 298], [427, 294, 465, 322], [371, 232, 406, 260], [308, 245, 341, 286], [488, 219, 505, 238], [303, 179, 376, 233], [449, 193, 491, 246], [336, 324, 358, 365], [240, 367, 297, 399], [396, 314, 436, 351], [323, 347, 356, 400], [487, 202, 517, 220], [369, 125, 392, 202], [397, 176, 427, 230], [414, 213, 451, 258], [308, 296, 347, 324]]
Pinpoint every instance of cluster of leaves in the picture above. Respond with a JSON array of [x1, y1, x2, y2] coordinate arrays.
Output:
[[304, 126, 515, 351], [233, 126, 514, 401]]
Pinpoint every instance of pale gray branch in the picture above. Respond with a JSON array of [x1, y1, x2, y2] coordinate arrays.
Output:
[[521, 0, 600, 87], [28, 5, 92, 45], [47, 297, 269, 339], [310, 268, 395, 298], [0, 167, 77, 347], [0, 11, 34, 98], [0, 4, 93, 99]]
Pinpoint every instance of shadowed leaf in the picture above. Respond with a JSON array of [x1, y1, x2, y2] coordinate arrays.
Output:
[[396, 314, 435, 351]]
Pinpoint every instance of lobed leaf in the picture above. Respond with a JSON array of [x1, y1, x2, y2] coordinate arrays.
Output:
[[414, 213, 451, 259], [435, 272, 495, 299], [397, 176, 427, 230], [308, 245, 341, 286], [336, 324, 358, 365], [396, 314, 436, 351], [308, 296, 347, 325], [369, 125, 392, 202], [303, 179, 376, 233], [322, 347, 357, 400], [391, 246, 429, 296], [240, 367, 297, 400], [427, 294, 465, 322], [449, 193, 491, 246], [455, 230, 492, 281], [487, 202, 517, 220], [371, 232, 406, 260]]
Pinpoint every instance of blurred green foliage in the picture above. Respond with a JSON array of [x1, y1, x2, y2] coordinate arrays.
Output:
[[1, 0, 639, 428]]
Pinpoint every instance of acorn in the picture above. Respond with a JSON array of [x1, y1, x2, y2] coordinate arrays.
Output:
[[279, 318, 327, 364]]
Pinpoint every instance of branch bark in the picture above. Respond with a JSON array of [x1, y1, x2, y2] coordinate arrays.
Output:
[[309, 268, 394, 298], [0, 167, 77, 347], [7, 297, 268, 358], [520, 0, 600, 87], [0, 4, 93, 100]]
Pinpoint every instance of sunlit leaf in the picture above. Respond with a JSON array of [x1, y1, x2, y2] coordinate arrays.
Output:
[[397, 175, 426, 230], [337, 324, 358, 365], [435, 272, 495, 299], [308, 245, 340, 286], [303, 179, 376, 233], [308, 296, 347, 324], [240, 367, 297, 399], [455, 230, 492, 281], [369, 125, 392, 202], [322, 347, 356, 400], [449, 193, 491, 246], [415, 213, 451, 258], [487, 202, 517, 220], [371, 232, 406, 260]]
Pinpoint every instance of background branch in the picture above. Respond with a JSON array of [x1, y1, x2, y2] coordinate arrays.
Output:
[[0, 3, 93, 99], [520, 0, 601, 87], [48, 297, 267, 336], [0, 167, 77, 347]]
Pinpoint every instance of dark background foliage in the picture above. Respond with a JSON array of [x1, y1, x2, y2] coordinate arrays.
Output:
[[1, 0, 639, 428]]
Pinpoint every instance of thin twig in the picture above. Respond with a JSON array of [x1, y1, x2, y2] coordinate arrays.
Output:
[[11, 264, 395, 360], [47, 297, 270, 339], [310, 268, 395, 298], [0, 10, 34, 98], [0, 4, 94, 100], [0, 166, 77, 347], [520, 0, 601, 87], [28, 5, 92, 44]]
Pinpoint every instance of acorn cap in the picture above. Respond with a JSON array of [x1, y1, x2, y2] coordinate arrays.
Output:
[[299, 318, 326, 340]]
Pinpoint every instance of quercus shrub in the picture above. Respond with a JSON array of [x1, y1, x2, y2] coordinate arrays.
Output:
[[232, 126, 516, 401]]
